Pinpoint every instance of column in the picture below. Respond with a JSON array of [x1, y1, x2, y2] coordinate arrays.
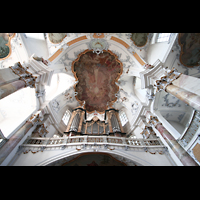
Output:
[[0, 80, 26, 99], [147, 115, 198, 166], [0, 112, 41, 165], [0, 67, 20, 86], [155, 68, 200, 111], [0, 62, 36, 100], [167, 85, 200, 111]]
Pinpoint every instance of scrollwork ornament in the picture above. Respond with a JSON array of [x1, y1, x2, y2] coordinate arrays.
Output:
[[88, 38, 109, 55]]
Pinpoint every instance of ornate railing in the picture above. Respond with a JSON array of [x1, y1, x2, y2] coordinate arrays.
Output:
[[179, 111, 200, 148], [19, 135, 166, 154]]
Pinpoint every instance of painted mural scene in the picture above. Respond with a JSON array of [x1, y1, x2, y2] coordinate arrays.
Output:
[[0, 33, 14, 60], [72, 50, 122, 113], [0, 33, 200, 166]]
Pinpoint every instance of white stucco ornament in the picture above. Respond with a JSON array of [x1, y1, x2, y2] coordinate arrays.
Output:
[[88, 38, 109, 55]]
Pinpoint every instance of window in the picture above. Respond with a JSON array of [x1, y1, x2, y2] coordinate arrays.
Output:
[[157, 33, 171, 43], [24, 33, 45, 40], [119, 111, 128, 126], [62, 110, 71, 126]]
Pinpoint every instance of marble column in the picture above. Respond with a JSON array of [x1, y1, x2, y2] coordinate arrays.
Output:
[[166, 84, 200, 111], [0, 67, 20, 86], [0, 112, 41, 165], [0, 62, 36, 100], [148, 115, 198, 166], [0, 80, 26, 100], [155, 68, 200, 111]]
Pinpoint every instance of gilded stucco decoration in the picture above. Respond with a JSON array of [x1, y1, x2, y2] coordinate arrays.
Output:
[[71, 49, 123, 113], [0, 33, 15, 60], [88, 38, 109, 55]]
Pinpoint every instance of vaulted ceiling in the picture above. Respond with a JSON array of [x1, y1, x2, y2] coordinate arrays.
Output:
[[45, 33, 150, 129], [1, 33, 200, 138]]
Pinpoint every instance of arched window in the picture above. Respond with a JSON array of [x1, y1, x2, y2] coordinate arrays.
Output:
[[157, 33, 171, 43], [62, 110, 71, 126], [119, 111, 128, 126]]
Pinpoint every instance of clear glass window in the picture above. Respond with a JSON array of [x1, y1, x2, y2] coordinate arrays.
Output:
[[119, 111, 128, 126], [157, 33, 171, 43], [62, 110, 71, 126]]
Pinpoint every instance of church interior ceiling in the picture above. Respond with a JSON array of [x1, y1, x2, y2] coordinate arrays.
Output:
[[72, 49, 123, 113]]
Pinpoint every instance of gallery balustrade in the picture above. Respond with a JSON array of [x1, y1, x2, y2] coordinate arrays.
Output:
[[19, 135, 166, 154]]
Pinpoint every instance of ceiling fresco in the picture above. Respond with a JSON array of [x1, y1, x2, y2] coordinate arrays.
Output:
[[72, 50, 123, 113], [48, 33, 67, 44], [178, 33, 200, 67], [0, 33, 14, 60], [130, 33, 149, 47]]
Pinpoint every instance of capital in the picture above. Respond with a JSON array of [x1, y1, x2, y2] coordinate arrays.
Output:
[[154, 68, 182, 92], [147, 116, 162, 128]]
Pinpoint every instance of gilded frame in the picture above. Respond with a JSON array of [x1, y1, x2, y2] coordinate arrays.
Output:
[[0, 33, 16, 61], [71, 49, 123, 114]]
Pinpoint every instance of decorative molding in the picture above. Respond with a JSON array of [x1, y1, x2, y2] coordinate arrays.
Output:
[[36, 89, 46, 98], [154, 68, 182, 92], [51, 99, 60, 113], [9, 62, 36, 88], [88, 38, 109, 55], [161, 93, 181, 108], [0, 33, 16, 61], [110, 36, 130, 49], [67, 35, 87, 46]]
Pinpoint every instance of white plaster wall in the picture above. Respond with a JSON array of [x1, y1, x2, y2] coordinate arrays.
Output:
[[46, 124, 57, 138], [134, 77, 147, 103], [133, 126, 143, 139], [168, 121, 185, 134], [21, 35, 49, 59], [147, 42, 171, 65]]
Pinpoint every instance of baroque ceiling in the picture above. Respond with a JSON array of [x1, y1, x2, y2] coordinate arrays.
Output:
[[72, 50, 123, 113]]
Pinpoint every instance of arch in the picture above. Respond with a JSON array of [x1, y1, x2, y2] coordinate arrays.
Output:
[[48, 35, 146, 68], [34, 148, 159, 166], [152, 90, 194, 139]]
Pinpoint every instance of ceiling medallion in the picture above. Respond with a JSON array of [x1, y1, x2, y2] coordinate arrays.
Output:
[[0, 33, 15, 60], [71, 49, 123, 114], [88, 38, 109, 55], [178, 33, 200, 67]]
